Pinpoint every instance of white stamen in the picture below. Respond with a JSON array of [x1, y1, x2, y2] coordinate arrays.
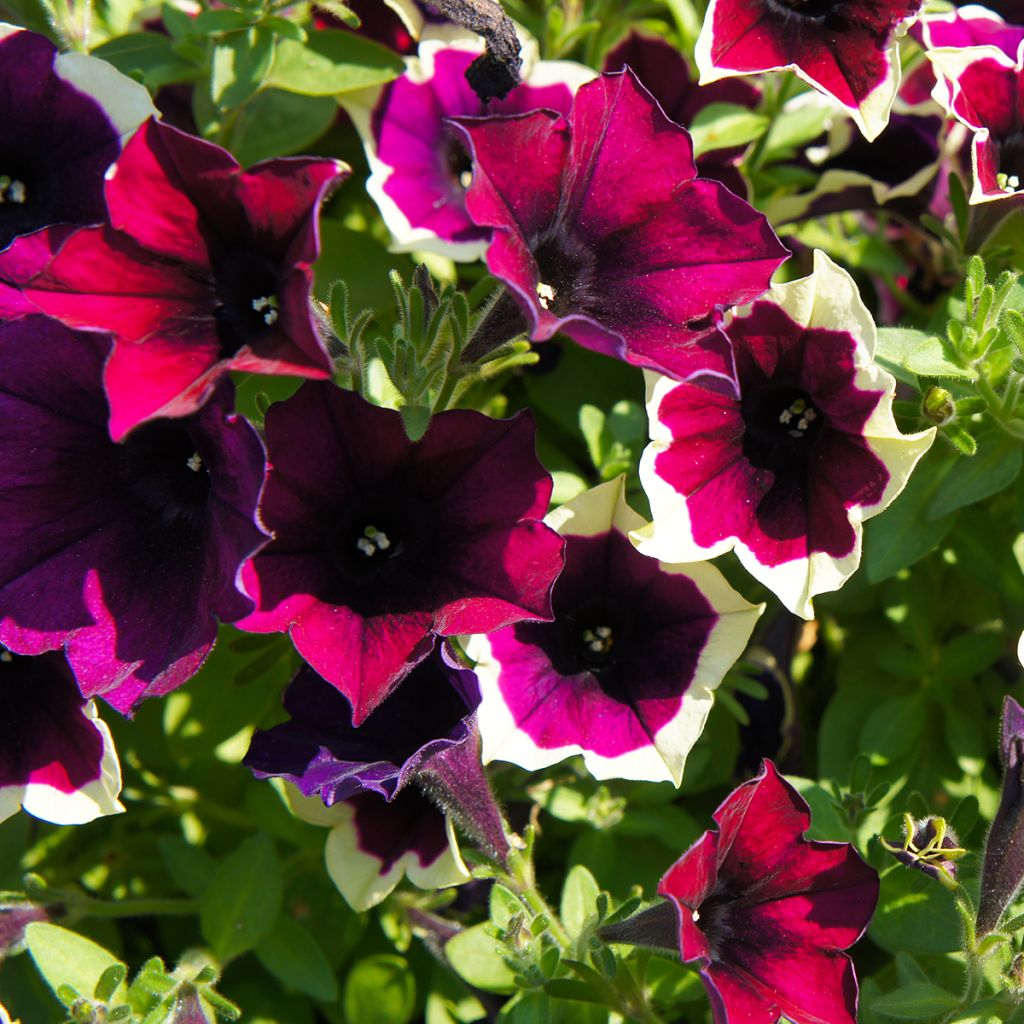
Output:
[[778, 408, 793, 425], [582, 626, 614, 655], [356, 537, 376, 557], [0, 176, 26, 204], [781, 398, 817, 437], [537, 281, 556, 309], [253, 295, 279, 326], [186, 453, 203, 473], [459, 169, 473, 189], [692, 909, 700, 922], [356, 526, 393, 557]]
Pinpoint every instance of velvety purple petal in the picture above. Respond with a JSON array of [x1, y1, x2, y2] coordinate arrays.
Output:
[[660, 830, 720, 922], [949, 54, 1023, 138]]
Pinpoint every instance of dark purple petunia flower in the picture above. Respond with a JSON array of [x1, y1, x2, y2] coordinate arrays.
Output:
[[0, 24, 154, 252], [237, 383, 564, 725], [343, 34, 591, 259], [0, 651, 122, 825], [694, 0, 923, 140], [658, 760, 879, 1024], [602, 31, 761, 196], [466, 477, 762, 784], [244, 648, 478, 805], [0, 118, 347, 439], [0, 317, 268, 714], [453, 68, 788, 383], [636, 251, 935, 618], [929, 44, 1024, 202]]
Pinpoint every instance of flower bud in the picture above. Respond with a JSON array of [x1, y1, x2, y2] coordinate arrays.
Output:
[[977, 696, 1024, 935], [880, 814, 964, 890], [922, 386, 956, 425]]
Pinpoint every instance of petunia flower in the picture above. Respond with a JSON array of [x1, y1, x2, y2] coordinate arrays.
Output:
[[465, 477, 763, 784], [0, 24, 155, 252], [0, 651, 123, 826], [0, 119, 347, 438], [694, 0, 923, 141], [602, 31, 761, 197], [453, 68, 788, 382], [343, 31, 592, 260], [0, 317, 268, 713], [655, 760, 879, 1024], [880, 813, 965, 890], [236, 383, 564, 725], [927, 43, 1024, 202], [634, 250, 936, 618], [286, 785, 470, 911]]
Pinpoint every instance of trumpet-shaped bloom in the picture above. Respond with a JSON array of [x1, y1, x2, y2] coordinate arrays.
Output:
[[466, 477, 762, 784], [635, 251, 935, 618], [454, 69, 788, 382], [928, 44, 1024, 202], [0, 652, 123, 825], [657, 761, 879, 1024], [0, 318, 267, 713], [344, 32, 592, 259], [0, 24, 154, 251], [237, 383, 563, 725], [694, 0, 923, 140], [0, 119, 347, 438]]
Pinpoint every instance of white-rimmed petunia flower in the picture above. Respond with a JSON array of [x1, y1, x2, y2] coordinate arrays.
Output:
[[0, 652, 123, 826], [634, 250, 936, 619], [341, 27, 593, 260], [694, 0, 922, 140], [465, 477, 763, 785], [284, 784, 469, 912]]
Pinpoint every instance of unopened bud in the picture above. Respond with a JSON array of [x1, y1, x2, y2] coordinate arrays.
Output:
[[880, 814, 964, 890], [923, 386, 956, 425]]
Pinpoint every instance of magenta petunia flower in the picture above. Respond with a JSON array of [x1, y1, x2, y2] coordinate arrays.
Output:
[[602, 31, 761, 197], [694, 0, 923, 140], [928, 43, 1024, 202], [0, 318, 268, 713], [286, 784, 470, 911], [343, 32, 592, 259], [453, 68, 788, 383], [0, 119, 347, 439], [0, 651, 123, 825], [635, 251, 935, 618], [466, 477, 762, 784], [657, 760, 879, 1024], [0, 24, 154, 252], [236, 383, 564, 725]]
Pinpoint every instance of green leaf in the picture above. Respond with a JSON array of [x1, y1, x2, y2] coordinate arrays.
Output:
[[254, 914, 339, 1002], [158, 836, 216, 897], [193, 9, 254, 32], [690, 103, 769, 156], [871, 867, 961, 955], [762, 103, 832, 157], [860, 694, 926, 766], [265, 30, 403, 96], [865, 446, 958, 583], [92, 32, 197, 88], [579, 404, 606, 469], [489, 883, 523, 931], [872, 982, 960, 1019], [25, 923, 126, 1003], [228, 89, 337, 165], [560, 864, 600, 936], [200, 834, 282, 961], [926, 436, 1022, 519], [445, 924, 518, 994], [343, 955, 416, 1024], [210, 27, 275, 110], [876, 327, 976, 382], [543, 980, 605, 1004]]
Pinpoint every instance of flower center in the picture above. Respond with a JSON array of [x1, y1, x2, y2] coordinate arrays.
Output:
[[444, 136, 474, 192], [561, 600, 629, 676], [211, 251, 283, 357], [741, 386, 825, 471], [354, 524, 396, 559], [998, 130, 1024, 192], [117, 421, 212, 529], [0, 175, 27, 205], [532, 231, 597, 318]]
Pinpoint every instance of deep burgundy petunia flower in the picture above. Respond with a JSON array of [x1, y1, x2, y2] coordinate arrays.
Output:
[[602, 31, 761, 197], [466, 477, 762, 784], [343, 32, 592, 259], [286, 783, 470, 910], [0, 651, 122, 825], [237, 383, 564, 725], [656, 761, 879, 1024], [0, 118, 347, 438], [928, 43, 1024, 202], [453, 68, 788, 383], [0, 317, 268, 713], [0, 24, 155, 252], [635, 250, 935, 618], [694, 0, 923, 140]]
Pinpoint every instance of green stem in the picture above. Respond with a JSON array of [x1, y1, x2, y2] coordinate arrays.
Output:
[[974, 373, 1024, 440], [78, 896, 200, 919]]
